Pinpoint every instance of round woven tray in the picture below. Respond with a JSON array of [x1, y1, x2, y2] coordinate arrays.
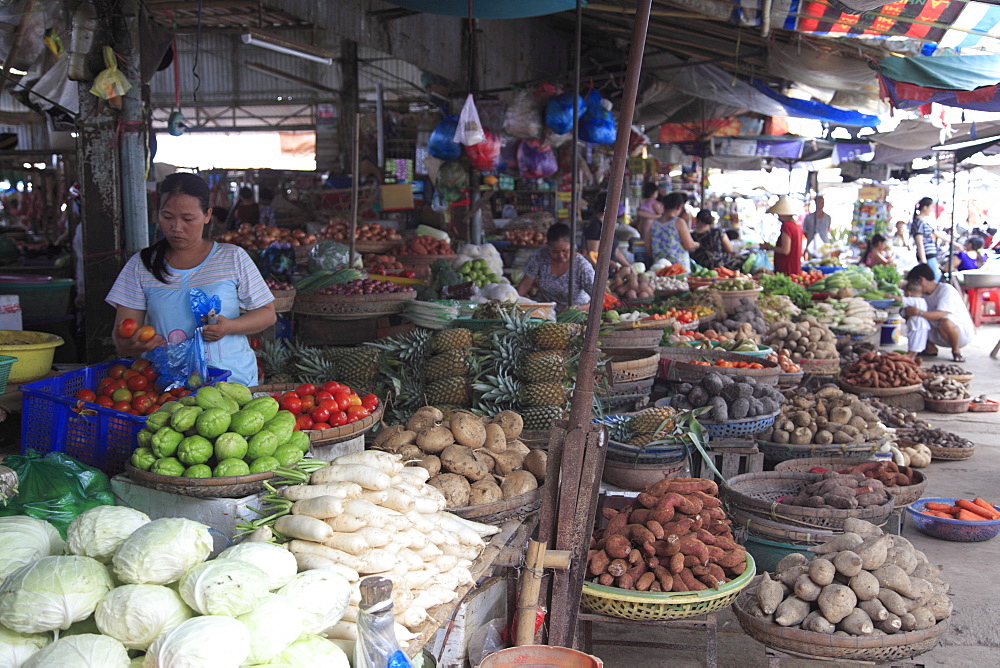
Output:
[[775, 458, 927, 507], [607, 349, 660, 383], [796, 358, 840, 375], [922, 397, 970, 414], [733, 585, 948, 662], [777, 371, 804, 388], [602, 327, 663, 350], [293, 290, 415, 319], [721, 471, 895, 530], [926, 443, 976, 461], [451, 486, 543, 525], [717, 287, 762, 313], [945, 373, 974, 384], [756, 439, 882, 464], [687, 277, 719, 289], [839, 379, 922, 397], [125, 462, 273, 498], [696, 411, 779, 439], [729, 506, 838, 545], [271, 289, 296, 313], [658, 349, 780, 386], [581, 553, 755, 621], [250, 384, 384, 446], [355, 239, 401, 254]]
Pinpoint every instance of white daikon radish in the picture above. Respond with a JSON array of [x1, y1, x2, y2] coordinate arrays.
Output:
[[335, 451, 403, 474], [281, 481, 363, 501], [325, 514, 368, 533], [276, 514, 336, 540], [311, 464, 392, 491], [290, 495, 346, 519]]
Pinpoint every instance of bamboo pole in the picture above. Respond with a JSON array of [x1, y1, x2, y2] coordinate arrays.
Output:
[[349, 110, 360, 267], [515, 539, 547, 646]]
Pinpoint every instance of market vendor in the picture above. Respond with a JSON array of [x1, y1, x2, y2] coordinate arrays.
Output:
[[649, 191, 698, 268], [517, 222, 595, 310], [690, 209, 734, 269], [802, 195, 831, 258], [903, 263, 974, 363], [107, 173, 277, 385], [911, 197, 941, 280], [761, 196, 803, 276], [633, 182, 664, 261]]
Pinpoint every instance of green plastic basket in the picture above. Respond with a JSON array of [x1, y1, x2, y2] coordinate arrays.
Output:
[[0, 354, 14, 394]]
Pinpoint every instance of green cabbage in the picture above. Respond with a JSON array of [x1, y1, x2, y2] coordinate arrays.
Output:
[[144, 615, 250, 668], [0, 556, 113, 633], [112, 518, 212, 586], [22, 634, 128, 668], [0, 624, 50, 667], [237, 594, 305, 665], [276, 569, 352, 635], [216, 542, 298, 590], [0, 516, 65, 580], [95, 584, 193, 650], [279, 633, 350, 667], [67, 506, 150, 564], [178, 560, 269, 617]]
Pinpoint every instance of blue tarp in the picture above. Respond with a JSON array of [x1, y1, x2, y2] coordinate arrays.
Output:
[[387, 0, 584, 18], [878, 54, 1000, 91], [751, 80, 881, 127]]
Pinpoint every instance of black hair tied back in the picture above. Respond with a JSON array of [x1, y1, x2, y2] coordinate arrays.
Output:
[[140, 238, 172, 284], [141, 173, 212, 284]]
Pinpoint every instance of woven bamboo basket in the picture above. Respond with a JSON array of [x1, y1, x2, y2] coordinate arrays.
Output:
[[729, 506, 839, 545], [293, 290, 415, 319], [926, 443, 976, 461], [721, 471, 895, 530], [797, 358, 840, 375], [922, 397, 970, 414], [658, 349, 780, 386], [777, 371, 804, 389], [945, 373, 974, 384], [717, 287, 762, 313], [451, 486, 543, 525], [838, 379, 922, 397], [270, 288, 296, 313], [581, 553, 755, 621], [250, 384, 384, 446], [125, 463, 273, 498], [733, 585, 948, 661], [775, 458, 927, 507], [355, 239, 401, 254], [687, 277, 718, 290], [606, 348, 660, 383], [602, 327, 663, 350], [756, 439, 882, 464]]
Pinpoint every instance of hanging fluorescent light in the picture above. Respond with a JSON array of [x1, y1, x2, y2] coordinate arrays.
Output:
[[931, 134, 1000, 151], [240, 30, 333, 66]]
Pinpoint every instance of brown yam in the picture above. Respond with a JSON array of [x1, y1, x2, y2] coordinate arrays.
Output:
[[604, 534, 632, 560], [588, 550, 611, 576], [607, 559, 628, 578], [636, 572, 656, 592], [653, 566, 674, 592]]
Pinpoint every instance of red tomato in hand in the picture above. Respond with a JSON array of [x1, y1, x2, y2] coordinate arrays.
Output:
[[333, 391, 352, 411], [310, 407, 331, 423], [296, 414, 314, 431], [137, 326, 157, 342], [280, 395, 303, 415], [322, 381, 342, 394], [75, 389, 97, 403], [329, 410, 348, 427], [295, 383, 316, 397], [118, 319, 137, 338]]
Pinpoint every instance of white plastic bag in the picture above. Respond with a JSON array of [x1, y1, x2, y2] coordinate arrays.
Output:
[[454, 94, 485, 146]]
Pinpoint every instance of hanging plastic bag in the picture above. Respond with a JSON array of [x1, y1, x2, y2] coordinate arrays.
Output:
[[428, 115, 462, 161], [89, 46, 131, 109], [503, 89, 543, 139], [580, 90, 616, 145], [454, 94, 485, 146], [517, 140, 558, 178], [308, 240, 351, 273], [259, 244, 296, 281], [465, 129, 500, 171], [545, 92, 584, 135], [147, 328, 209, 391], [0, 451, 115, 538], [436, 161, 468, 203]]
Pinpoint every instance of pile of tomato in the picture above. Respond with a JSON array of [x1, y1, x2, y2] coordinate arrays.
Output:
[[689, 359, 765, 369], [276, 382, 380, 431], [73, 359, 185, 416], [789, 269, 824, 287], [649, 307, 697, 324]]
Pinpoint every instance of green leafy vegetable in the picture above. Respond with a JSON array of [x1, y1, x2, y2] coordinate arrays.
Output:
[[758, 274, 812, 309]]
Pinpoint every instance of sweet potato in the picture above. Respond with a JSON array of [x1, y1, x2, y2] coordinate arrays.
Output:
[[588, 550, 611, 576], [677, 536, 709, 565], [628, 509, 651, 524], [716, 546, 747, 569], [654, 537, 680, 557], [653, 566, 674, 592], [607, 559, 628, 578], [623, 524, 656, 545], [669, 552, 685, 574], [605, 511, 630, 536], [598, 574, 614, 586], [727, 560, 747, 576], [636, 572, 656, 592], [618, 561, 647, 590], [603, 533, 632, 560]]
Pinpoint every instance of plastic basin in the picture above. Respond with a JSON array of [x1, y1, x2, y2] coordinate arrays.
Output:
[[0, 330, 64, 383], [742, 534, 815, 573], [0, 275, 75, 323], [907, 497, 1000, 542]]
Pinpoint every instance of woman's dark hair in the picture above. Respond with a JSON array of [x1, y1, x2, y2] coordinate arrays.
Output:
[[259, 187, 274, 203], [642, 182, 658, 199], [141, 173, 212, 283], [860, 234, 886, 264], [912, 197, 934, 226], [591, 192, 609, 215], [659, 191, 687, 212], [695, 210, 716, 227], [968, 235, 984, 251], [907, 263, 935, 283], [239, 186, 254, 200], [546, 223, 572, 245]]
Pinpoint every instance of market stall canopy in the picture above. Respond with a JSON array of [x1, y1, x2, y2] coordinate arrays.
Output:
[[877, 54, 1000, 112], [387, 0, 586, 18], [865, 119, 1000, 164]]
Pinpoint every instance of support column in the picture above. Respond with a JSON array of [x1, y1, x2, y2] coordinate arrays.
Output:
[[118, 0, 148, 254], [339, 39, 358, 175]]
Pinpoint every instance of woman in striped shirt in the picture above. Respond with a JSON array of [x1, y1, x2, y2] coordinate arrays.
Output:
[[107, 173, 276, 385]]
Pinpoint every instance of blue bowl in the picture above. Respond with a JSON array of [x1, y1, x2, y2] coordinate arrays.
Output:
[[866, 299, 897, 309], [907, 497, 1000, 542], [805, 265, 844, 275]]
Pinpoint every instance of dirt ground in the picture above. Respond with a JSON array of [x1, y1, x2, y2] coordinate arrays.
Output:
[[588, 324, 1000, 668]]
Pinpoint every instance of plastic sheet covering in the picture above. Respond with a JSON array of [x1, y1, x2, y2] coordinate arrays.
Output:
[[670, 65, 789, 118], [767, 43, 878, 94]]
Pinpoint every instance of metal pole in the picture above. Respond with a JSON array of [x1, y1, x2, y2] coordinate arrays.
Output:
[[568, 0, 582, 307], [947, 156, 957, 282], [121, 0, 148, 253], [349, 111, 360, 267], [546, 0, 653, 648], [375, 82, 385, 168]]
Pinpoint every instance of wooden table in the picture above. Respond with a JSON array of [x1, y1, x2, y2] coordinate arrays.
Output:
[[579, 611, 719, 668]]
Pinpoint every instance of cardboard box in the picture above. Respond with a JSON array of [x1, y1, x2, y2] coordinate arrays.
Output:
[[381, 183, 414, 210], [427, 576, 508, 667]]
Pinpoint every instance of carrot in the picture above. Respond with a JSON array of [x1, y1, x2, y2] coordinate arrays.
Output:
[[922, 510, 953, 518], [973, 498, 1000, 518], [956, 499, 998, 520], [957, 510, 989, 522], [924, 502, 954, 512]]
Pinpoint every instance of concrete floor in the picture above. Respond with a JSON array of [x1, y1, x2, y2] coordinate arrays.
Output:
[[588, 323, 1000, 667]]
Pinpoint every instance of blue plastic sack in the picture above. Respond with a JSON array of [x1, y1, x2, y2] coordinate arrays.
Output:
[[147, 330, 209, 391], [428, 115, 462, 161], [545, 93, 584, 135], [580, 90, 616, 145], [191, 288, 222, 326]]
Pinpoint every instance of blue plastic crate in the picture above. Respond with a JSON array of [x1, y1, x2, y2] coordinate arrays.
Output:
[[21, 359, 231, 476]]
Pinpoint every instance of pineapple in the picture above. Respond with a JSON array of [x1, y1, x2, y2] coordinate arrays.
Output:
[[426, 377, 472, 407], [522, 382, 568, 407], [517, 351, 566, 383], [431, 328, 473, 353], [258, 339, 292, 384], [373, 328, 432, 364], [532, 323, 579, 351], [520, 405, 565, 431], [337, 346, 380, 381], [627, 407, 679, 435], [424, 350, 470, 382], [628, 432, 660, 447]]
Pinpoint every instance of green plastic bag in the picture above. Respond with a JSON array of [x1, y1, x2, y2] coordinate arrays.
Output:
[[0, 451, 115, 538]]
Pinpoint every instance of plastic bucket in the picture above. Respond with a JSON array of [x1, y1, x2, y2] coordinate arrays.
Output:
[[478, 646, 603, 668], [0, 330, 64, 383], [742, 534, 815, 574]]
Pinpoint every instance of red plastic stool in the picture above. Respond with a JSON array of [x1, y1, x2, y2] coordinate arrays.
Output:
[[965, 287, 1000, 327]]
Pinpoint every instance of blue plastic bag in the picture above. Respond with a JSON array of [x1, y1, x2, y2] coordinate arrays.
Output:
[[580, 90, 616, 145], [517, 140, 558, 179], [260, 244, 296, 281], [191, 288, 222, 326], [428, 115, 462, 161], [146, 287, 216, 390], [545, 93, 584, 135]]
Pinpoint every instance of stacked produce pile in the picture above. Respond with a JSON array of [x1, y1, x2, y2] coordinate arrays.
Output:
[[764, 317, 839, 363], [609, 265, 655, 301], [767, 349, 802, 373], [842, 352, 922, 389], [871, 399, 931, 431], [371, 407, 544, 509], [649, 274, 688, 292], [806, 267, 876, 298], [363, 253, 405, 275], [586, 478, 748, 591], [759, 274, 812, 309], [788, 269, 825, 287], [922, 376, 971, 401], [894, 442, 931, 468], [807, 461, 921, 490], [215, 223, 316, 251], [423, 329, 475, 408], [862, 265, 903, 301], [666, 329, 726, 345], [896, 427, 973, 452], [803, 298, 877, 333], [0, 509, 356, 666], [455, 258, 501, 289], [392, 235, 453, 256], [707, 299, 768, 340], [715, 277, 759, 292], [243, 450, 500, 644], [501, 228, 545, 246], [320, 220, 402, 243], [917, 498, 1000, 522], [749, 519, 953, 636], [292, 268, 363, 295], [265, 278, 294, 292], [838, 341, 878, 368], [258, 339, 380, 393], [762, 386, 887, 447], [666, 372, 784, 420], [925, 363, 968, 377], [779, 470, 892, 511], [757, 294, 802, 322]]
